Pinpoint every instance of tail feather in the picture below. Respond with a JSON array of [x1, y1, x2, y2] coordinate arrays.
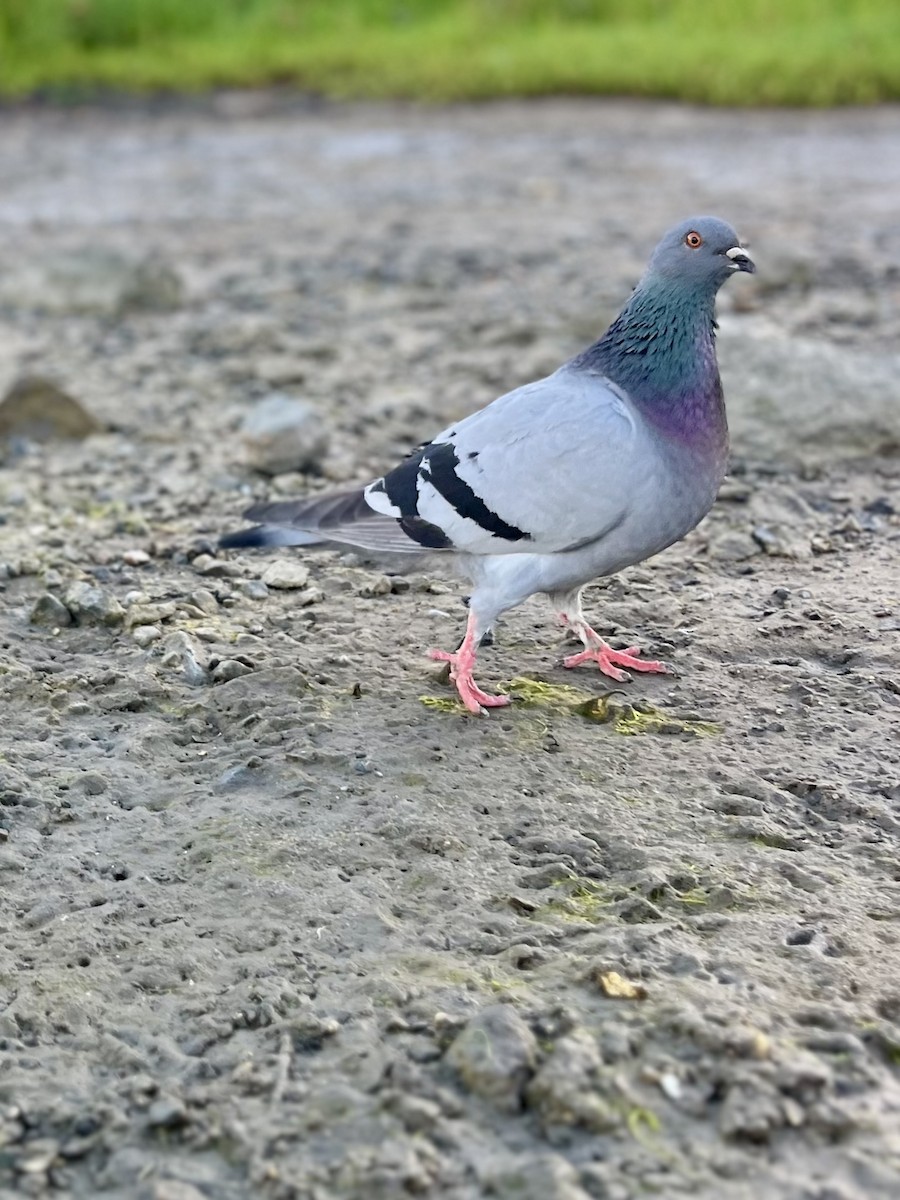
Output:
[[220, 487, 429, 556], [218, 525, 325, 550]]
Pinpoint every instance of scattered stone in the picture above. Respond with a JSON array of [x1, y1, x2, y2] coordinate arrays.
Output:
[[191, 554, 243, 578], [526, 1027, 616, 1132], [29, 592, 73, 627], [358, 574, 393, 597], [160, 631, 208, 686], [295, 586, 323, 607], [240, 579, 269, 600], [706, 530, 760, 561], [718, 1079, 784, 1141], [445, 1004, 537, 1112], [261, 560, 310, 590], [63, 581, 125, 627], [720, 326, 900, 463], [122, 549, 151, 567], [117, 255, 184, 313], [189, 588, 219, 615], [752, 525, 805, 558], [133, 625, 162, 648], [146, 1096, 187, 1130], [18, 1138, 60, 1174], [211, 659, 254, 683], [125, 601, 177, 630], [143, 1182, 209, 1200], [485, 1153, 593, 1200], [241, 394, 330, 475], [79, 771, 108, 795], [0, 376, 101, 441]]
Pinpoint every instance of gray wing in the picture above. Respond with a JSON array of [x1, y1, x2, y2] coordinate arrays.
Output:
[[365, 365, 640, 556]]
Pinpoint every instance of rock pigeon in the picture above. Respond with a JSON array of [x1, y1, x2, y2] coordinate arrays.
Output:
[[221, 216, 754, 713]]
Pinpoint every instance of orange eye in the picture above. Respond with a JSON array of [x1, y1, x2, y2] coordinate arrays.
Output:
[[685, 231, 703, 248]]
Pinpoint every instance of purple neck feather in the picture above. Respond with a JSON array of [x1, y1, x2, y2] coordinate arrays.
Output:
[[572, 277, 728, 451]]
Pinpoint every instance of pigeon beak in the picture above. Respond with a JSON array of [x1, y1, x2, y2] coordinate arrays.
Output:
[[725, 245, 755, 274]]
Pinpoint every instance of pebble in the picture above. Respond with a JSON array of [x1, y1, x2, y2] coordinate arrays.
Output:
[[160, 631, 208, 686], [358, 574, 393, 597], [29, 592, 73, 627], [63, 581, 125, 626], [261, 560, 310, 590], [445, 1005, 537, 1112], [146, 1096, 187, 1129], [211, 659, 254, 683], [526, 1027, 616, 1132], [0, 375, 101, 441], [144, 1183, 210, 1200], [133, 624, 161, 648], [191, 554, 242, 578], [122, 548, 151, 567], [126, 601, 176, 630], [706, 530, 760, 561], [240, 579, 269, 600], [240, 393, 330, 475], [117, 256, 184, 313], [189, 587, 219, 615], [485, 1153, 593, 1200]]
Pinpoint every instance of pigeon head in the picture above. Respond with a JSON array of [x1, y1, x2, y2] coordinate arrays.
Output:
[[645, 216, 755, 292]]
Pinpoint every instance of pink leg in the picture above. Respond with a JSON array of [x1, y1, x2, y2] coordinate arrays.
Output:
[[560, 614, 669, 683], [429, 611, 511, 715]]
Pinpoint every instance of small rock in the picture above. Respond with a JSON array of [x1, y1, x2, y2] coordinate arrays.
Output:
[[143, 1182, 209, 1200], [241, 393, 330, 475], [29, 592, 73, 627], [146, 1096, 187, 1130], [526, 1028, 616, 1133], [212, 659, 254, 683], [191, 554, 242, 578], [64, 581, 125, 626], [122, 549, 151, 567], [445, 1004, 537, 1112], [485, 1153, 593, 1200], [117, 256, 184, 313], [133, 625, 161, 648], [125, 601, 177, 630], [707, 530, 760, 562], [0, 375, 101, 441], [358, 574, 393, 598], [19, 1138, 60, 1174], [240, 579, 269, 600], [262, 560, 310, 590], [160, 631, 208, 686], [295, 585, 323, 606], [189, 588, 219, 615], [79, 771, 108, 795]]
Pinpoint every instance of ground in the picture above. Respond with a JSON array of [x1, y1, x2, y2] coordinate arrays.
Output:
[[1, 97, 899, 1200]]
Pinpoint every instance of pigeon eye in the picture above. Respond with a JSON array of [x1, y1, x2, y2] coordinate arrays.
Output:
[[685, 231, 703, 248]]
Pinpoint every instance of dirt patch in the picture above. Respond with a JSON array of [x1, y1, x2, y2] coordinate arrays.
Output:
[[1, 97, 899, 1199]]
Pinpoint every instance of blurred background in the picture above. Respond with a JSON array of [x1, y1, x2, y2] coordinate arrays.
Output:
[[0, 0, 896, 106]]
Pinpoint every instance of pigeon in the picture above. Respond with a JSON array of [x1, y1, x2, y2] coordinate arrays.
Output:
[[221, 216, 754, 713]]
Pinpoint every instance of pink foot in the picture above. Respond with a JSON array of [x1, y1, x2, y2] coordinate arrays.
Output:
[[563, 643, 669, 683], [430, 648, 511, 714]]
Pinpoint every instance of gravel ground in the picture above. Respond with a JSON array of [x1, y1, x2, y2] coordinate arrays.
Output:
[[1, 96, 900, 1200]]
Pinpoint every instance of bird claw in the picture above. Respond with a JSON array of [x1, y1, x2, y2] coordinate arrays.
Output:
[[563, 643, 668, 682], [428, 647, 511, 714]]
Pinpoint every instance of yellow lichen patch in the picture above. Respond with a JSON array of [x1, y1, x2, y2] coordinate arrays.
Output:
[[420, 674, 720, 737], [419, 694, 468, 714], [505, 676, 588, 710], [535, 877, 613, 924], [578, 694, 721, 737]]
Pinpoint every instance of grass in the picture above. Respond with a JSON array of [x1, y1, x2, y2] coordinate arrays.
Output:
[[0, 1, 896, 105]]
